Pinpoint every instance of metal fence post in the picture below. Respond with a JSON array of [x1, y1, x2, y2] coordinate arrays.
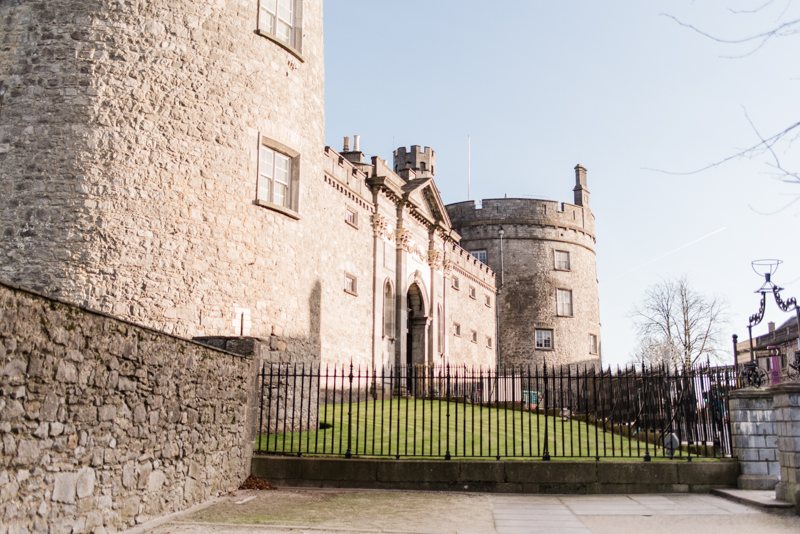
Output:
[[346, 361, 353, 459]]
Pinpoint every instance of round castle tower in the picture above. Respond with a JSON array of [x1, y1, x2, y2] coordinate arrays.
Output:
[[0, 1, 327, 345], [446, 166, 601, 368]]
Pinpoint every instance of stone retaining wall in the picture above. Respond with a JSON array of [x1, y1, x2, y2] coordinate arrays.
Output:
[[0, 282, 258, 533], [252, 456, 739, 494], [728, 388, 780, 490]]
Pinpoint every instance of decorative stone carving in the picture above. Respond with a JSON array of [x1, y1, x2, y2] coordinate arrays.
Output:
[[371, 213, 390, 240], [427, 249, 443, 270], [397, 228, 412, 252]]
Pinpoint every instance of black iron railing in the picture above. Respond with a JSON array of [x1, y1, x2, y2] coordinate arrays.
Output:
[[255, 363, 742, 460]]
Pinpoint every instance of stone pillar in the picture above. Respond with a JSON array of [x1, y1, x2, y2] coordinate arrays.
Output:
[[729, 388, 780, 490], [773, 383, 800, 507]]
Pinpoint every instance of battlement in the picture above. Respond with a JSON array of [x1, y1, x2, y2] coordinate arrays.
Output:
[[446, 197, 595, 237], [393, 145, 436, 178], [323, 146, 372, 206], [448, 242, 496, 288]]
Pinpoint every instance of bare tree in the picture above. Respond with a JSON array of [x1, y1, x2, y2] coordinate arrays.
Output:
[[658, 1, 800, 196], [627, 336, 682, 371], [631, 277, 730, 369]]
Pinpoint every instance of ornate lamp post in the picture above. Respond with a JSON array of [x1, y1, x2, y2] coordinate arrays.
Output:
[[741, 260, 800, 386]]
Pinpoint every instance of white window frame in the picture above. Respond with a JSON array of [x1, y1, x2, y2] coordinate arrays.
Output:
[[471, 250, 487, 264], [257, 0, 303, 57], [344, 273, 358, 296], [257, 136, 300, 217], [345, 207, 358, 228], [590, 334, 598, 355], [555, 250, 571, 271], [556, 289, 573, 317], [536, 329, 553, 350]]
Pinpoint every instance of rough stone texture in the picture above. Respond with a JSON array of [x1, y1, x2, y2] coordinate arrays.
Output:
[[729, 388, 780, 490], [0, 1, 497, 377], [252, 456, 740, 494], [772, 383, 800, 508], [446, 173, 601, 368], [0, 282, 257, 533]]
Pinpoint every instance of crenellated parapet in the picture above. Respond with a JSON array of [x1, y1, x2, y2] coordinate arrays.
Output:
[[447, 198, 595, 241]]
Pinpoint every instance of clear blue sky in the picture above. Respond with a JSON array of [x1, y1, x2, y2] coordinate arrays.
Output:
[[323, 1, 800, 367]]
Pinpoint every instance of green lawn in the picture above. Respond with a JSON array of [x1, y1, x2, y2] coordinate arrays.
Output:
[[257, 399, 674, 459]]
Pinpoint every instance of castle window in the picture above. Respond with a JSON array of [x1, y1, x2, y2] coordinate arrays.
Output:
[[257, 0, 303, 58], [453, 323, 461, 337], [452, 276, 460, 290], [485, 295, 491, 307], [556, 289, 573, 316], [486, 336, 493, 348], [345, 207, 358, 228], [589, 334, 598, 354], [383, 281, 394, 338], [257, 137, 299, 217], [471, 250, 487, 264], [468, 286, 477, 299], [470, 330, 478, 343], [344, 273, 358, 296], [420, 161, 426, 173], [535, 329, 553, 350], [555, 250, 571, 270]]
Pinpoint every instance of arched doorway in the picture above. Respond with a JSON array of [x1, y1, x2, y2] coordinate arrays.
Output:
[[406, 282, 428, 367]]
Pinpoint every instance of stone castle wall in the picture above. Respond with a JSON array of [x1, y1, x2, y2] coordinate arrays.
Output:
[[447, 198, 601, 368], [0, 0, 333, 364], [0, 281, 257, 533]]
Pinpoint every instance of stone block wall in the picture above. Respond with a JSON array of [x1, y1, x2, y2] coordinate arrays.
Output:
[[728, 388, 780, 490], [0, 282, 257, 533], [774, 383, 800, 506]]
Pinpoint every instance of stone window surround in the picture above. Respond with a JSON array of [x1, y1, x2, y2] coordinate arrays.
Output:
[[486, 336, 493, 348], [256, 135, 301, 220], [554, 249, 571, 271], [535, 328, 554, 350], [484, 295, 491, 307], [556, 288, 573, 317], [256, 0, 305, 62], [345, 206, 359, 228], [382, 280, 394, 339], [589, 333, 598, 354], [344, 272, 358, 296], [453, 322, 461, 337], [470, 330, 478, 343], [468, 285, 477, 299], [452, 276, 460, 290]]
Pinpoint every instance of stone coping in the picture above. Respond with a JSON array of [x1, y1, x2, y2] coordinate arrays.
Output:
[[252, 455, 740, 494], [0, 279, 248, 360]]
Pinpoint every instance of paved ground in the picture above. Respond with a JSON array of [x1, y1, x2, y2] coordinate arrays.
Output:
[[129, 488, 800, 534]]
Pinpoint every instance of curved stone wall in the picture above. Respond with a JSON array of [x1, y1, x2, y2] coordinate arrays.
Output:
[[447, 198, 601, 367], [0, 1, 327, 356]]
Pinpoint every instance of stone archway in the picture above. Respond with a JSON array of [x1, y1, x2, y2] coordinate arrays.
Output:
[[406, 282, 428, 368]]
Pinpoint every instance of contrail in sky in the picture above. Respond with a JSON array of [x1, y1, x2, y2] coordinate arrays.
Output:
[[608, 227, 728, 282]]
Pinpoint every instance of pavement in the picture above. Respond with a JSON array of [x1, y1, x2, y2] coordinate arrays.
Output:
[[127, 488, 800, 534]]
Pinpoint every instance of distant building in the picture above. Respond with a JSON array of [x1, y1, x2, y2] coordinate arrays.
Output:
[[735, 317, 800, 373]]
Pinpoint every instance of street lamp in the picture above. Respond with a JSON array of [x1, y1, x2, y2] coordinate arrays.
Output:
[[741, 259, 800, 386]]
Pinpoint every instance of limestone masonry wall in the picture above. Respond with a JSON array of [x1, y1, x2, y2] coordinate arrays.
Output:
[[447, 196, 600, 368], [0, 282, 257, 533]]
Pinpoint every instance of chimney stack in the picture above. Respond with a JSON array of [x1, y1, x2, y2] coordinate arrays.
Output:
[[343, 136, 350, 152], [353, 135, 360, 152]]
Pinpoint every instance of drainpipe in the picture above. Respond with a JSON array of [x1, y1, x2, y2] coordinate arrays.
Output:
[[497, 226, 505, 369]]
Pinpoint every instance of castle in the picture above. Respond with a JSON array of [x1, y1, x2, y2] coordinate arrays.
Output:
[[0, 0, 599, 370]]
